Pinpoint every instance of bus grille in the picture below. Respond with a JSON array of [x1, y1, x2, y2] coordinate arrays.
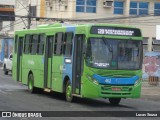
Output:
[[101, 85, 133, 96]]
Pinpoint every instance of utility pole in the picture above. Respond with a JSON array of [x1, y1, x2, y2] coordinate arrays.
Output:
[[27, 3, 31, 29], [0, 21, 2, 30]]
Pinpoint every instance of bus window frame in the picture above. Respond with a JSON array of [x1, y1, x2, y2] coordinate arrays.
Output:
[[46, 35, 54, 58], [63, 32, 74, 57], [30, 34, 39, 55], [37, 33, 45, 55], [54, 32, 64, 56], [24, 34, 31, 54], [14, 35, 18, 53]]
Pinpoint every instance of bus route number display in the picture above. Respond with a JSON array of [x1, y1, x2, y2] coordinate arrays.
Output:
[[90, 26, 141, 37], [97, 29, 134, 36]]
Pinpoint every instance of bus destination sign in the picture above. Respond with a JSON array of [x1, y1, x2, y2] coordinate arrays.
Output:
[[90, 26, 141, 37]]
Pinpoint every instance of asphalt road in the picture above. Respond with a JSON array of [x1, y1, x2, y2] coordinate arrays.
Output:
[[0, 70, 160, 120]]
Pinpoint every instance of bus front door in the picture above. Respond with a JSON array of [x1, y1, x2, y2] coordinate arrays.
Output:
[[72, 34, 85, 95], [44, 36, 54, 89], [17, 37, 23, 82]]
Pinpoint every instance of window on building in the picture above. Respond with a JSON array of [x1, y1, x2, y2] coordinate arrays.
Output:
[[154, 2, 160, 16], [152, 38, 160, 51], [76, 0, 96, 13], [143, 37, 149, 52], [130, 2, 149, 15], [114, 1, 124, 14], [30, 6, 37, 17]]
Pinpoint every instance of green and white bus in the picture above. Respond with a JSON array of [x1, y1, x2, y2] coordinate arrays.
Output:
[[13, 23, 143, 105]]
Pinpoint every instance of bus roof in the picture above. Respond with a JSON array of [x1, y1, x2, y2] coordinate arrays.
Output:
[[15, 23, 141, 35]]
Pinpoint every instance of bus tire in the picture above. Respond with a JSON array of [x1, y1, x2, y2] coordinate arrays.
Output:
[[3, 65, 8, 75], [28, 74, 37, 93], [109, 98, 121, 105], [65, 81, 74, 102]]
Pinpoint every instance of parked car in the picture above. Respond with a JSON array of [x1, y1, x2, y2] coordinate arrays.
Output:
[[3, 53, 12, 75]]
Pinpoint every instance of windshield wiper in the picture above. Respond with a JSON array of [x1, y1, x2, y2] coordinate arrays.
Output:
[[102, 37, 112, 52]]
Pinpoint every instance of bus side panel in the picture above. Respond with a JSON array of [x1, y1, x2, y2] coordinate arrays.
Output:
[[81, 66, 100, 98], [21, 55, 44, 88], [33, 56, 44, 88], [62, 27, 76, 91], [52, 56, 63, 92], [21, 55, 30, 85], [81, 77, 100, 98]]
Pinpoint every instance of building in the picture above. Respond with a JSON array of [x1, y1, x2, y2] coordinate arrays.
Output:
[[14, 0, 42, 30], [45, 0, 160, 52], [1, 0, 160, 52], [0, 0, 15, 36], [0, 0, 15, 62]]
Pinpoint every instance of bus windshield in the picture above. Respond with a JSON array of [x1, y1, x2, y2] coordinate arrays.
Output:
[[86, 38, 142, 70]]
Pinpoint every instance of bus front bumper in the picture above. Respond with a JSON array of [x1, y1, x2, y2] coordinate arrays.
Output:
[[81, 80, 142, 99]]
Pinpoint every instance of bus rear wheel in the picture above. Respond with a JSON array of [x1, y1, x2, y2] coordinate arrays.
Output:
[[109, 98, 121, 105], [65, 81, 73, 102], [28, 74, 36, 93]]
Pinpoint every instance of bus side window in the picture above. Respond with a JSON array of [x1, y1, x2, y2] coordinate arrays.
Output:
[[63, 32, 73, 56], [54, 33, 63, 55], [47, 36, 54, 57], [14, 35, 18, 53], [24, 34, 31, 54], [31, 35, 38, 55], [38, 34, 45, 55]]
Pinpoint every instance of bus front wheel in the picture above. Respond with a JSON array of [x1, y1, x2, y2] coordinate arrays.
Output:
[[65, 81, 74, 102], [28, 74, 36, 93], [109, 98, 121, 105]]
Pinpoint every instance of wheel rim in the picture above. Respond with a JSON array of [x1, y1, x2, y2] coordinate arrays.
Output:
[[66, 84, 72, 99]]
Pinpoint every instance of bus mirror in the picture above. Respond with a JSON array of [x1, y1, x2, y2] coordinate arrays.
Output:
[[65, 58, 71, 64]]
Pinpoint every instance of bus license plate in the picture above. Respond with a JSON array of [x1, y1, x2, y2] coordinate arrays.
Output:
[[111, 87, 121, 91]]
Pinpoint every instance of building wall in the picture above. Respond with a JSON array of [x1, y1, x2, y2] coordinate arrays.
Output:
[[45, 0, 160, 52], [0, 0, 15, 33], [15, 0, 41, 30]]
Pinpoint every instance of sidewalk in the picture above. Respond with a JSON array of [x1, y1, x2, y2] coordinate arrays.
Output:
[[141, 81, 160, 102]]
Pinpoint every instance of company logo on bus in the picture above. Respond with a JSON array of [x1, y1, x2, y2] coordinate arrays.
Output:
[[105, 79, 111, 83]]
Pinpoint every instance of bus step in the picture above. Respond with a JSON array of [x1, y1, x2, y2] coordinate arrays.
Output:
[[44, 88, 51, 92], [72, 94, 81, 97]]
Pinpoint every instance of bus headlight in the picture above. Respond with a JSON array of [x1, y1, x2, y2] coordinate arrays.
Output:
[[87, 76, 99, 85], [134, 79, 140, 86], [92, 78, 99, 85]]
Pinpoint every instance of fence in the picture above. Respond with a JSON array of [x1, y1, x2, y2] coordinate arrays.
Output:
[[148, 76, 159, 86]]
